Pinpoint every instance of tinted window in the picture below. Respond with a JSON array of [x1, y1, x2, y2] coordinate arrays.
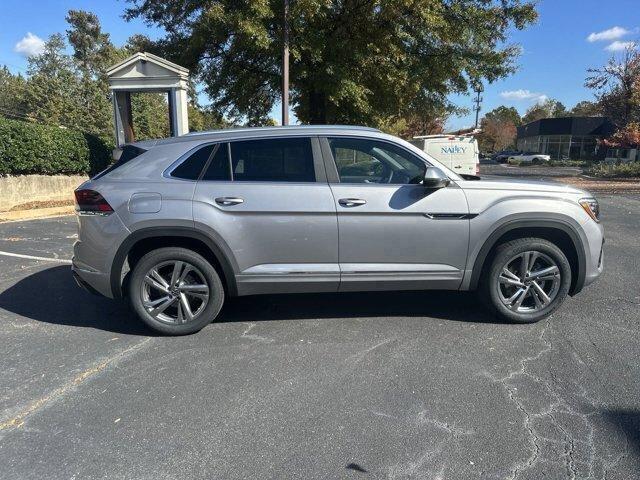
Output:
[[328, 137, 425, 184], [202, 143, 231, 181], [171, 144, 214, 180], [230, 138, 315, 182]]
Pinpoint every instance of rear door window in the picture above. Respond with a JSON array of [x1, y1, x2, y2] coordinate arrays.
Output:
[[229, 138, 315, 182]]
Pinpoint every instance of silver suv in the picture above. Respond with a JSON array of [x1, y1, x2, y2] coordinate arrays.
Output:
[[72, 126, 604, 335]]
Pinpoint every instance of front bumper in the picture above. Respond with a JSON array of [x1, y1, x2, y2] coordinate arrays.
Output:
[[583, 237, 604, 288]]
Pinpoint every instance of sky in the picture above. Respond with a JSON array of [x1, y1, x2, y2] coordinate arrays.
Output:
[[1, 0, 639, 129]]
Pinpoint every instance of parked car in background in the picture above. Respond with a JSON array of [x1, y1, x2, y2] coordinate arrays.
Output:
[[72, 125, 604, 335], [410, 134, 479, 175], [493, 150, 520, 163], [508, 152, 551, 164]]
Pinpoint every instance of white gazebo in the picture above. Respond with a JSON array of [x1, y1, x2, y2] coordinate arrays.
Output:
[[106, 52, 190, 147]]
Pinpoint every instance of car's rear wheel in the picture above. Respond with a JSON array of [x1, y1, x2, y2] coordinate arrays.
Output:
[[129, 247, 224, 335], [480, 238, 571, 323]]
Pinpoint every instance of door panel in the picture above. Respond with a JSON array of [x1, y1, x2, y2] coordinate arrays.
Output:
[[193, 138, 339, 295], [330, 183, 469, 291], [321, 136, 469, 292]]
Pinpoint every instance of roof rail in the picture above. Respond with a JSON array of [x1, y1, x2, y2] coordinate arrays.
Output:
[[184, 124, 380, 137]]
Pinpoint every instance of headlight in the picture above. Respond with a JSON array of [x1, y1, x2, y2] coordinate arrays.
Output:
[[579, 197, 600, 223]]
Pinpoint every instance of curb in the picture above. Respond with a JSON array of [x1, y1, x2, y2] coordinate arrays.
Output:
[[0, 206, 75, 223]]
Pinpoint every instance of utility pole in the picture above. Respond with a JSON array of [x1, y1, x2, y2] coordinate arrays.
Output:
[[281, 0, 289, 126], [473, 81, 483, 129]]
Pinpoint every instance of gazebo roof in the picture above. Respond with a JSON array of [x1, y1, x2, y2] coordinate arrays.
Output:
[[106, 52, 189, 77], [106, 52, 190, 91]]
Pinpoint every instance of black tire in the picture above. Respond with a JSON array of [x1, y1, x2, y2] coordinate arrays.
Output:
[[128, 247, 224, 335], [479, 237, 571, 323]]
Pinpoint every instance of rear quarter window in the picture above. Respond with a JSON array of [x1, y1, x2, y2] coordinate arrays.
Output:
[[171, 144, 215, 180]]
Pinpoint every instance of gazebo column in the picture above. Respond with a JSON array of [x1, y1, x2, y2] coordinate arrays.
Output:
[[168, 87, 189, 137], [113, 91, 135, 147]]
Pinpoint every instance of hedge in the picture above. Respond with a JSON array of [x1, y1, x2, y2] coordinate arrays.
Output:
[[0, 117, 112, 176], [586, 161, 640, 178]]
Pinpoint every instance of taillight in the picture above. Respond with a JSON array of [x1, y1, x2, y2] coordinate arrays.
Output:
[[475, 162, 480, 175], [74, 189, 113, 215]]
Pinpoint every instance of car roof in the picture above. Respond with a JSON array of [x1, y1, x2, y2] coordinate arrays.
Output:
[[131, 125, 381, 148]]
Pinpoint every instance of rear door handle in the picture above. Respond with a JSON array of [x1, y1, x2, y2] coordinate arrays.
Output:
[[215, 197, 244, 206], [338, 198, 367, 207]]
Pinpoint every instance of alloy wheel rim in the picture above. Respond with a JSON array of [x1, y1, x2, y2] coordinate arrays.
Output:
[[497, 250, 561, 313], [141, 260, 210, 324]]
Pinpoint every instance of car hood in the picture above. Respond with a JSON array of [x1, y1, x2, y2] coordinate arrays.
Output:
[[458, 176, 586, 195]]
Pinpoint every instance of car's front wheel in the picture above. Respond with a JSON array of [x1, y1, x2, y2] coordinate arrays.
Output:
[[129, 247, 224, 335], [480, 238, 572, 323]]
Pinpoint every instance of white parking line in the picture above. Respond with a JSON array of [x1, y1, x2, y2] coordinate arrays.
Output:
[[0, 250, 72, 264]]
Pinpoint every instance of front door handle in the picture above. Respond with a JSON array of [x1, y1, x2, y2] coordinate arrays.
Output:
[[338, 198, 367, 207], [215, 197, 244, 206]]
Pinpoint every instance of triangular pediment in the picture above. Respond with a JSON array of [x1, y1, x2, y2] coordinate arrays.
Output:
[[106, 52, 189, 80]]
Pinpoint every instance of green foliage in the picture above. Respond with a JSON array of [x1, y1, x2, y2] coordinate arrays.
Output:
[[125, 0, 537, 127], [569, 100, 601, 117], [0, 117, 111, 176], [0, 66, 28, 119], [0, 10, 222, 146], [522, 98, 567, 124], [586, 161, 640, 178], [131, 92, 171, 140], [547, 159, 589, 167]]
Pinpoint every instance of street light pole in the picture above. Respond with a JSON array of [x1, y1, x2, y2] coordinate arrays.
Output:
[[281, 0, 290, 126], [473, 81, 484, 129]]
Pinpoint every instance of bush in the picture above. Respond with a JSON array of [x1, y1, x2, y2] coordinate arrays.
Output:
[[585, 162, 640, 178], [547, 160, 589, 167], [0, 117, 112, 176]]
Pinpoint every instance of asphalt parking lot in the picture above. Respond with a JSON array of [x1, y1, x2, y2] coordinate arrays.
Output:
[[0, 196, 639, 480]]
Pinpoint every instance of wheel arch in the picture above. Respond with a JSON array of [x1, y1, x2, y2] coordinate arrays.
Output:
[[469, 219, 586, 296], [110, 227, 238, 299]]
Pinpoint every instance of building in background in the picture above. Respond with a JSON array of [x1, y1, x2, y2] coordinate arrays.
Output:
[[516, 117, 614, 161]]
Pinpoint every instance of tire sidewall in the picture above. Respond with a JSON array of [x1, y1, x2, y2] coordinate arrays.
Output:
[[487, 239, 571, 323], [129, 248, 224, 335]]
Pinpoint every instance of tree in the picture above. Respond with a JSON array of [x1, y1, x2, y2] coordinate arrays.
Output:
[[478, 106, 521, 151], [586, 45, 640, 127], [522, 98, 567, 124], [24, 34, 85, 129], [603, 122, 640, 148], [0, 66, 28, 120], [124, 0, 537, 126], [569, 100, 600, 117], [65, 10, 117, 137]]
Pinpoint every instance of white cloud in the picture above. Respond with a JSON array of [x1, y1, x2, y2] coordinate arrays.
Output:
[[605, 40, 636, 52], [500, 89, 548, 103], [14, 32, 45, 58], [587, 26, 630, 42]]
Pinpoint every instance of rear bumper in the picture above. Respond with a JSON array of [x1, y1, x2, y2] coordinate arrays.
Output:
[[72, 256, 114, 298], [72, 269, 103, 296]]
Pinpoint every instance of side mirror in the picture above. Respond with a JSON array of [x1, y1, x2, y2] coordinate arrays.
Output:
[[422, 166, 451, 189]]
